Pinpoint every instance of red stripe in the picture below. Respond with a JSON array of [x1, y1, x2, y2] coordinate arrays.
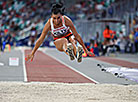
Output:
[[95, 56, 138, 68]]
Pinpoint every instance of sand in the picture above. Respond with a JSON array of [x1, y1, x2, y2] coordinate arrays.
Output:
[[0, 82, 138, 102]]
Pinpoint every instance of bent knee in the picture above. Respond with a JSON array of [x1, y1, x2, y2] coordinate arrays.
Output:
[[54, 38, 68, 51]]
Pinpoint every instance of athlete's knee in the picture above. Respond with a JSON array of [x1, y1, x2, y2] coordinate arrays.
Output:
[[54, 38, 68, 51], [62, 38, 68, 43], [57, 48, 64, 52], [55, 44, 64, 51]]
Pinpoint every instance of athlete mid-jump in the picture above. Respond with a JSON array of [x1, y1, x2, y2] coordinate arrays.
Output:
[[25, 3, 94, 63]]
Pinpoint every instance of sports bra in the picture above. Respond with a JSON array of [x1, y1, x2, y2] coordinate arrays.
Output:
[[50, 16, 70, 38]]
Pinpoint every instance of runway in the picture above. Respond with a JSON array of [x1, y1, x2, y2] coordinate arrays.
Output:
[[0, 47, 138, 84], [25, 50, 95, 83]]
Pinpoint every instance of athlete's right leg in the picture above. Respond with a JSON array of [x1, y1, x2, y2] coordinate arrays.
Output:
[[69, 36, 77, 57], [69, 36, 83, 62], [54, 38, 68, 54], [54, 38, 75, 60]]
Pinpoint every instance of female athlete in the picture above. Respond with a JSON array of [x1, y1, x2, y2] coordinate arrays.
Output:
[[25, 3, 94, 63]]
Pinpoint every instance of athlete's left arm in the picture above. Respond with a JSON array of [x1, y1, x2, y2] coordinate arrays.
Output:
[[65, 16, 94, 56]]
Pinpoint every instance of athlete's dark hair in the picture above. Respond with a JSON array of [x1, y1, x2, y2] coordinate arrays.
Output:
[[51, 3, 65, 15]]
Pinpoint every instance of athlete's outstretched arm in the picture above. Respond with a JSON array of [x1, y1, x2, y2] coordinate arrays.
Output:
[[65, 16, 94, 56], [25, 20, 50, 61]]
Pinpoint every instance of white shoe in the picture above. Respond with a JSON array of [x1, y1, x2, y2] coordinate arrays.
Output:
[[77, 45, 83, 63], [67, 43, 75, 60]]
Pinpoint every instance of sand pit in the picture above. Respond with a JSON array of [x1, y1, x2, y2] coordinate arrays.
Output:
[[0, 82, 138, 102]]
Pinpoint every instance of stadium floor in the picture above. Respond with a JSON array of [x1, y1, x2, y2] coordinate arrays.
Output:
[[0, 47, 138, 85]]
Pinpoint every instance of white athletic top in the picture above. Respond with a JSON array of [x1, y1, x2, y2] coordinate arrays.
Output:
[[50, 16, 70, 38]]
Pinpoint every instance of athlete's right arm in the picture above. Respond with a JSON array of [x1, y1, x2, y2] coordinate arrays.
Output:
[[25, 20, 51, 62]]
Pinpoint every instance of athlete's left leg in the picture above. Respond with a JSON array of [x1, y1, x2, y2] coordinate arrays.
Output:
[[54, 38, 68, 54]]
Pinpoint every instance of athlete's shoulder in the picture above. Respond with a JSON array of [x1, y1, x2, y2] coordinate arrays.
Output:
[[44, 18, 51, 27], [64, 15, 73, 26], [47, 18, 51, 24], [64, 15, 72, 21], [42, 18, 51, 32]]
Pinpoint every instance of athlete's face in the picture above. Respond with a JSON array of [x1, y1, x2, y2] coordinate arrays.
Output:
[[52, 13, 62, 26]]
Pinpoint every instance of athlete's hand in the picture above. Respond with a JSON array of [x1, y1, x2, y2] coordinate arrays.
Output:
[[86, 51, 95, 57], [25, 53, 34, 62]]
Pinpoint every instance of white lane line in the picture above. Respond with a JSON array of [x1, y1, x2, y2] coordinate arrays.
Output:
[[41, 50, 99, 84], [21, 49, 28, 82], [0, 62, 4, 66]]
